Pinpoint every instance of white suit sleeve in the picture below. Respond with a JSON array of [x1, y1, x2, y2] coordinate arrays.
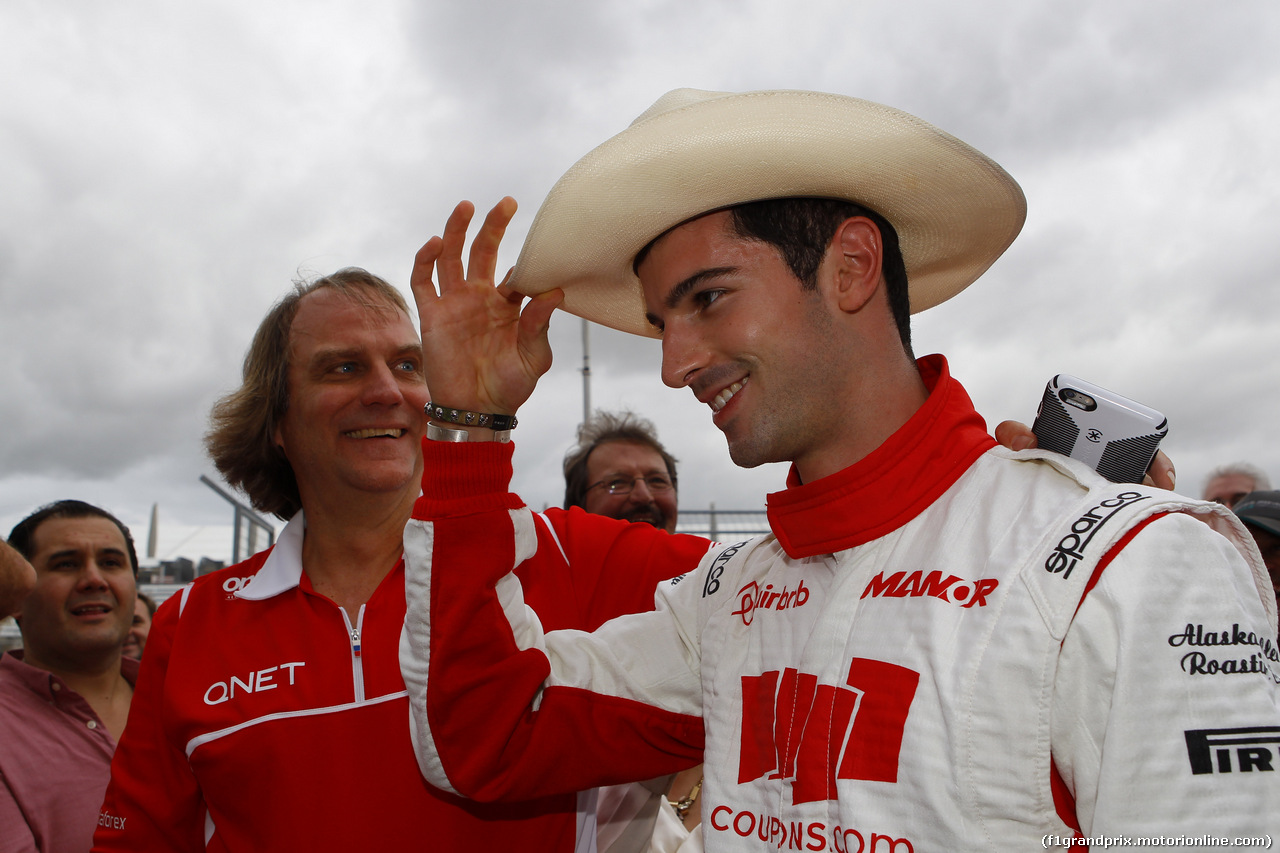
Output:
[[1053, 511, 1280, 840]]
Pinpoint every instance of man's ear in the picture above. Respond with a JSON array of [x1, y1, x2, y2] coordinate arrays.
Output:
[[828, 216, 884, 314]]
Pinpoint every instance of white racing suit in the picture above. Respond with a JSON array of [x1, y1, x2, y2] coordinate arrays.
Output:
[[403, 357, 1280, 851]]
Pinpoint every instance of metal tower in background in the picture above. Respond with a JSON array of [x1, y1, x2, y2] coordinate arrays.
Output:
[[581, 317, 592, 424], [200, 475, 277, 564]]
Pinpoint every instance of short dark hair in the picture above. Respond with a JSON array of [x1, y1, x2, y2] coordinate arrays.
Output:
[[8, 500, 139, 576], [563, 411, 679, 510], [136, 591, 157, 617], [205, 268, 410, 520], [636, 197, 912, 356]]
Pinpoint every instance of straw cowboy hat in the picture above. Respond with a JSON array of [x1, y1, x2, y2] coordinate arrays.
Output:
[[509, 88, 1027, 338]]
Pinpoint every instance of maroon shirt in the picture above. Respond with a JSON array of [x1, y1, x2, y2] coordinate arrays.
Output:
[[0, 650, 139, 853]]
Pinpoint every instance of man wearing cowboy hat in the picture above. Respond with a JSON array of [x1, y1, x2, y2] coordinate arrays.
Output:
[[400, 90, 1279, 850]]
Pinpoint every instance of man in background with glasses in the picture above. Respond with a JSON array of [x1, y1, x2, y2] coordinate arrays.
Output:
[[561, 411, 702, 853], [563, 411, 680, 534]]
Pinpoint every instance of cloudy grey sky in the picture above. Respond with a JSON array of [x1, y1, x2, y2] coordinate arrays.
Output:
[[2, 0, 1278, 560]]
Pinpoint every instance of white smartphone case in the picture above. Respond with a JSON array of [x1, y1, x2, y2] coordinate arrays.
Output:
[[1031, 374, 1168, 484]]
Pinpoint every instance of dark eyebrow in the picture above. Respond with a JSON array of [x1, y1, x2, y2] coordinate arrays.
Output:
[[645, 266, 737, 328], [308, 342, 423, 370], [392, 343, 424, 361], [602, 465, 669, 478], [46, 546, 126, 562], [664, 267, 736, 311], [308, 346, 363, 370]]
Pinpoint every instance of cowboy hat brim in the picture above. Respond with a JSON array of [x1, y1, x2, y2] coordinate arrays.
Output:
[[510, 88, 1027, 338]]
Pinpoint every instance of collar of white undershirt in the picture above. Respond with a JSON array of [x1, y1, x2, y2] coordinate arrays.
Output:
[[234, 510, 306, 600]]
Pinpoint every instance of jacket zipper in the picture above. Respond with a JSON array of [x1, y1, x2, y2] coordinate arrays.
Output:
[[340, 604, 366, 702]]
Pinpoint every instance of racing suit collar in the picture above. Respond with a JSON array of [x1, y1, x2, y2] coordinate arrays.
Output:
[[236, 511, 305, 600], [766, 354, 996, 559]]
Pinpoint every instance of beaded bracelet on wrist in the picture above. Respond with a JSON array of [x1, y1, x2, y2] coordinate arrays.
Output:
[[425, 402, 518, 431]]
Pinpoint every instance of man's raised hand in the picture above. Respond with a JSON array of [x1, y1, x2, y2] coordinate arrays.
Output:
[[410, 198, 563, 416]]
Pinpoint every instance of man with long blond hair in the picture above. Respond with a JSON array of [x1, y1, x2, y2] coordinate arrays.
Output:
[[94, 268, 712, 851]]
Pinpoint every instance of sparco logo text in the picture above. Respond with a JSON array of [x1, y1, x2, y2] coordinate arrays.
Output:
[[1045, 491, 1149, 579], [704, 540, 749, 597]]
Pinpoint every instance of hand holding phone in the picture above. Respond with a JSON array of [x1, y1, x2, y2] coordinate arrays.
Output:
[[1031, 375, 1168, 485]]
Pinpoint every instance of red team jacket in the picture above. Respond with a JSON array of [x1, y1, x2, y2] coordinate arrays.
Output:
[[92, 509, 710, 851]]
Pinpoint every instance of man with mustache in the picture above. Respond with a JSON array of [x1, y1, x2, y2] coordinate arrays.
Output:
[[564, 411, 680, 534], [561, 412, 708, 852]]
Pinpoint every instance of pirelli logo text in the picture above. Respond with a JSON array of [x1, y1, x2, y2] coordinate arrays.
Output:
[[1045, 491, 1149, 579], [740, 658, 920, 805], [861, 570, 998, 608], [1185, 727, 1279, 775]]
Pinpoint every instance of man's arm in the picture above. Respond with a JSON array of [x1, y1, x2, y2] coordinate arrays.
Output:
[[0, 778, 38, 853], [403, 201, 712, 802], [1053, 510, 1280, 836], [92, 596, 208, 852], [402, 439, 706, 803], [543, 505, 713, 631], [0, 539, 35, 619]]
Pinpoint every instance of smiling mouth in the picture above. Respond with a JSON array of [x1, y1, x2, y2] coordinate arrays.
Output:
[[344, 428, 407, 439], [622, 507, 664, 525], [712, 379, 746, 413], [71, 604, 112, 616]]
